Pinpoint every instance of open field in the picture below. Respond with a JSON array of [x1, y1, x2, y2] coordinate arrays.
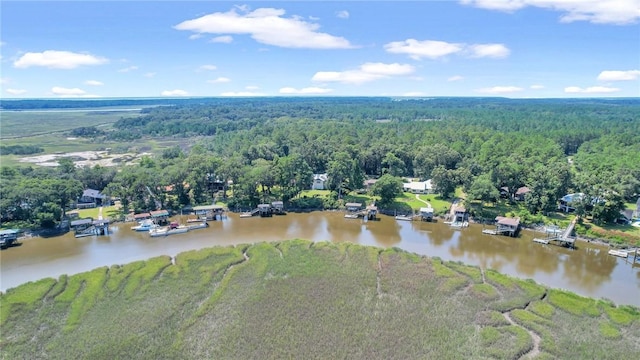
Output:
[[2, 240, 638, 359], [0, 109, 141, 139]]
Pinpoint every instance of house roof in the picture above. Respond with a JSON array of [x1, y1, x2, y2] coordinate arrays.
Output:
[[133, 212, 151, 219], [313, 173, 328, 181], [192, 205, 224, 211], [70, 218, 93, 226], [516, 186, 530, 196], [345, 202, 362, 208], [495, 216, 520, 227], [420, 207, 434, 213], [82, 189, 107, 199], [258, 204, 271, 208], [402, 179, 433, 191], [364, 179, 378, 186], [453, 205, 466, 213], [150, 210, 169, 217]]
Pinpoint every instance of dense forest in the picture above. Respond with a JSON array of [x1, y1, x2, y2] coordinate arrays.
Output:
[[1, 97, 638, 230]]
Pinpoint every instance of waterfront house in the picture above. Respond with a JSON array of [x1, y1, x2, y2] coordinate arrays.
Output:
[[453, 205, 467, 222], [0, 229, 20, 248], [495, 216, 520, 237], [364, 178, 378, 191], [78, 188, 110, 208], [515, 186, 530, 201], [402, 179, 433, 194], [258, 204, 272, 217], [150, 210, 170, 224], [345, 202, 363, 212], [311, 173, 328, 190], [192, 204, 225, 220], [70, 218, 93, 231], [558, 193, 605, 213], [420, 207, 434, 221], [271, 201, 285, 214]]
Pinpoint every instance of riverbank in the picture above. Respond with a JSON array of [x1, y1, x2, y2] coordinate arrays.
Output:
[[2, 240, 639, 359]]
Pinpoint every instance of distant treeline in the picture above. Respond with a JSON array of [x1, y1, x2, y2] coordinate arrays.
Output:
[[0, 145, 44, 155]]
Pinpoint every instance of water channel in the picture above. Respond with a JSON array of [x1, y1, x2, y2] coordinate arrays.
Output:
[[2, 212, 639, 306]]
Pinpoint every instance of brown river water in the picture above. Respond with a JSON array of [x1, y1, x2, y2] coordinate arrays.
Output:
[[1, 212, 639, 306]]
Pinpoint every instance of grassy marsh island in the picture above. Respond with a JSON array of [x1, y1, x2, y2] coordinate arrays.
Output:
[[2, 240, 639, 359]]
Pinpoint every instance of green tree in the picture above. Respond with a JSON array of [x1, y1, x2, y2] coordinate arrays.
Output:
[[468, 174, 500, 209], [431, 165, 457, 198], [370, 174, 403, 207]]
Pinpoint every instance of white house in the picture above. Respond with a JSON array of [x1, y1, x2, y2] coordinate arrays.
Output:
[[402, 179, 433, 194], [311, 173, 328, 190]]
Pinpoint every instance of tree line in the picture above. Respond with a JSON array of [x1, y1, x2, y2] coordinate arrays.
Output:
[[1, 97, 638, 228]]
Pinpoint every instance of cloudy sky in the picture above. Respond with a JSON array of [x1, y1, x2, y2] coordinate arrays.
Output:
[[1, 1, 639, 98]]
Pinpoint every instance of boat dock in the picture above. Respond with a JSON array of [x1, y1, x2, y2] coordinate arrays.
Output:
[[532, 218, 577, 248]]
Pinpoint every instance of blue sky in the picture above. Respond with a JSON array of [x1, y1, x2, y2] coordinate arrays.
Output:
[[1, 1, 639, 98]]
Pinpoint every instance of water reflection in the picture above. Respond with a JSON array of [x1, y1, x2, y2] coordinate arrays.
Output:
[[1, 212, 638, 306]]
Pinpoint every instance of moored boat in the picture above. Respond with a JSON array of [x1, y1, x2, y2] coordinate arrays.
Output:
[[131, 219, 158, 232]]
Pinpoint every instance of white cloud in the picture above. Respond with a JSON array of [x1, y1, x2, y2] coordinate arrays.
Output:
[[13, 50, 108, 69], [476, 86, 524, 94], [51, 86, 87, 96], [50, 86, 99, 97], [336, 10, 350, 19], [0, 78, 9, 84], [210, 35, 233, 43], [174, 7, 354, 49], [279, 87, 333, 94], [144, 72, 156, 78], [448, 75, 464, 82], [384, 39, 463, 60], [467, 43, 510, 58], [597, 70, 640, 81], [312, 62, 416, 84], [530, 84, 545, 89], [245, 85, 260, 90], [161, 89, 189, 97], [564, 86, 620, 93], [189, 34, 203, 40], [220, 91, 266, 96], [118, 65, 138, 73], [85, 80, 103, 86], [384, 39, 510, 60], [208, 77, 231, 83], [6, 88, 27, 95], [198, 64, 218, 71], [460, 0, 640, 25]]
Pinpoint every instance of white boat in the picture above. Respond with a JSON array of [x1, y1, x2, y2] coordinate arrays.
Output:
[[608, 249, 628, 258], [395, 215, 414, 221], [187, 222, 208, 230], [344, 213, 360, 219], [131, 219, 157, 232], [149, 223, 189, 237]]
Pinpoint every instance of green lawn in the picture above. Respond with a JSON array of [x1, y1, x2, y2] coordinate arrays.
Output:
[[74, 205, 121, 220]]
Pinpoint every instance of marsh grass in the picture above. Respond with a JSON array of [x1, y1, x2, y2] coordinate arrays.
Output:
[[548, 289, 601, 317], [603, 304, 640, 326], [480, 325, 532, 359], [2, 241, 639, 359], [599, 321, 622, 339], [0, 278, 56, 324]]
